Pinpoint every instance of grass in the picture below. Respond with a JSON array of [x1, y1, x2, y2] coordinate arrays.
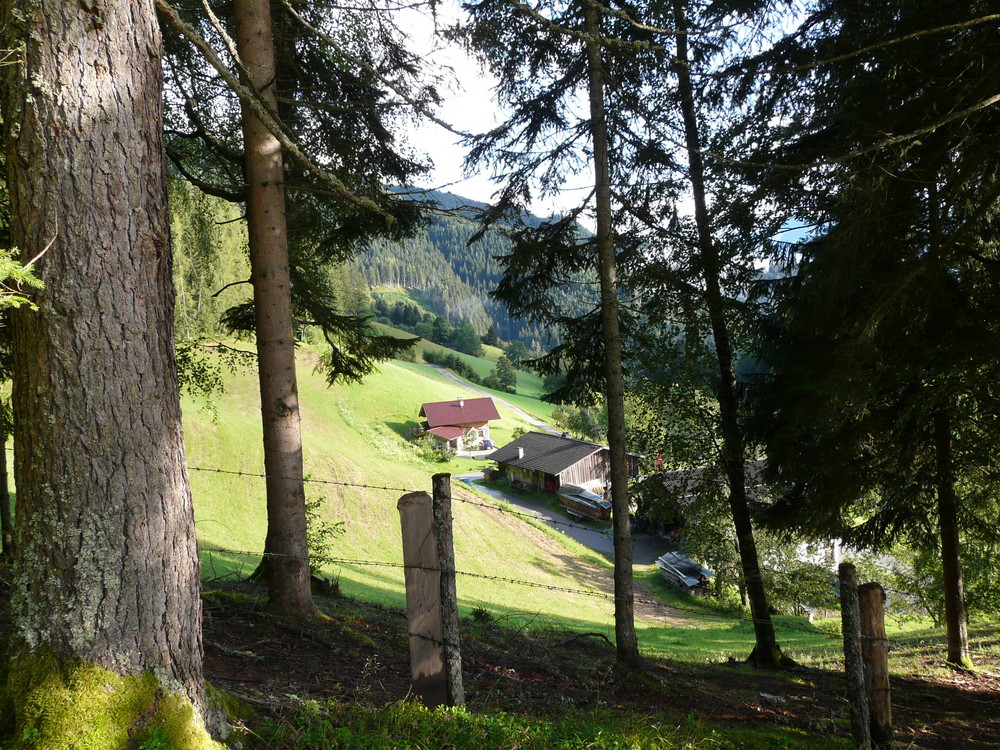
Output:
[[182, 345, 1000, 678], [195, 348, 849, 667], [262, 699, 852, 750], [372, 321, 553, 405], [182, 347, 842, 667], [185, 353, 614, 625], [183, 350, 743, 657], [796, 616, 1000, 675], [170, 343, 1000, 749]]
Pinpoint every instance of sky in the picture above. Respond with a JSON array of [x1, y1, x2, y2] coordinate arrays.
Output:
[[401, 0, 592, 219], [403, 1, 505, 203]]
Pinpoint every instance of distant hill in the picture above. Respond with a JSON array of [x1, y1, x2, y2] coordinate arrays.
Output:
[[354, 189, 595, 352], [166, 180, 593, 354]]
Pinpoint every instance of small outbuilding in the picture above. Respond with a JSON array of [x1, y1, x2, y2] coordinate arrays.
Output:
[[486, 431, 640, 494], [419, 396, 501, 452]]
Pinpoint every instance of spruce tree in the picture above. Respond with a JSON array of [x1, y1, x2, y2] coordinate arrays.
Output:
[[0, 0, 221, 741], [748, 0, 1000, 670]]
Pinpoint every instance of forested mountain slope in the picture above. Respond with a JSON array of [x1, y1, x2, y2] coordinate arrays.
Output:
[[168, 181, 593, 353], [354, 189, 596, 352]]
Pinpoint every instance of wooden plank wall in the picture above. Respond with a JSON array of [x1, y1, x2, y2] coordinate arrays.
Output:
[[559, 451, 612, 487]]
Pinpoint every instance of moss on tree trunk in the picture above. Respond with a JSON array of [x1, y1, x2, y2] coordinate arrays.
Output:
[[1, 653, 223, 749]]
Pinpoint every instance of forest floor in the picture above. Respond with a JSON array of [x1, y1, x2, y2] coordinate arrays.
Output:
[[198, 583, 1000, 749]]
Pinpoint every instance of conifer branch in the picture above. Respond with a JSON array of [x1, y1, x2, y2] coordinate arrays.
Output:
[[711, 91, 1000, 171], [708, 13, 1000, 80], [166, 148, 247, 203], [277, 0, 470, 139], [155, 0, 392, 221], [783, 14, 1000, 75]]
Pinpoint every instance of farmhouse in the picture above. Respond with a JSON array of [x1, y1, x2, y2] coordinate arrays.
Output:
[[486, 431, 640, 493], [419, 396, 501, 452]]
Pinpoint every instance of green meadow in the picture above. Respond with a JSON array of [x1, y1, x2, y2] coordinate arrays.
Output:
[[182, 346, 999, 673], [182, 348, 841, 665]]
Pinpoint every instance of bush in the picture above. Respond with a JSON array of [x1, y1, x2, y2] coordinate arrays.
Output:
[[411, 434, 453, 463]]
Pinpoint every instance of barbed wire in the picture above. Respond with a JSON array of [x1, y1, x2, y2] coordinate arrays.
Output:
[[7, 453, 937, 619], [187, 460, 626, 538], [188, 462, 836, 637], [187, 465, 417, 494], [199, 545, 829, 636]]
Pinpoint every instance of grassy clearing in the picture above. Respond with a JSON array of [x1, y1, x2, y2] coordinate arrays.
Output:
[[181, 349, 849, 669], [796, 616, 1000, 675], [183, 346, 1000, 676], [186, 354, 614, 625], [183, 346, 1000, 748]]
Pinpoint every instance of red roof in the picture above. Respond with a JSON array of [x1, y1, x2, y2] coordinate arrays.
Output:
[[426, 426, 465, 441], [420, 397, 500, 427]]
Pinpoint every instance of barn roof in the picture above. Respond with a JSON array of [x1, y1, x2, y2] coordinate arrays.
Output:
[[420, 397, 501, 427], [486, 431, 605, 476]]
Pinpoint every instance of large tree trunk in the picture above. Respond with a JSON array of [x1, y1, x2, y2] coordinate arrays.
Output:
[[0, 0, 221, 745], [933, 409, 972, 669], [233, 0, 316, 615], [584, 2, 640, 664], [670, 0, 784, 667]]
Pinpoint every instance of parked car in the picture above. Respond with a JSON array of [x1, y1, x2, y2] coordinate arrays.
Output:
[[557, 484, 612, 521]]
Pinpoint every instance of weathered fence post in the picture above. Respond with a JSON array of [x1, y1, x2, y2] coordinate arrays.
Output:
[[432, 473, 465, 707], [859, 582, 892, 748], [397, 475, 464, 708], [839, 563, 871, 749]]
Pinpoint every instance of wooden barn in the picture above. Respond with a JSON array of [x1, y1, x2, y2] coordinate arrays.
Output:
[[486, 431, 640, 494]]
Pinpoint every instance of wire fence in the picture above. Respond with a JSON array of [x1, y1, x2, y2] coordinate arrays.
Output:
[[190, 462, 848, 638], [200, 543, 832, 638], [189, 464, 654, 536], [187, 465, 417, 494]]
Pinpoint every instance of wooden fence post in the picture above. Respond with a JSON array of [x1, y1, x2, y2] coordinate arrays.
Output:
[[432, 473, 465, 707], [397, 477, 464, 708], [839, 563, 871, 749], [859, 582, 892, 748]]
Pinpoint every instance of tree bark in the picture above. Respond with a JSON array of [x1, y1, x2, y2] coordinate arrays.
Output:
[[0, 0, 219, 743], [584, 2, 640, 663], [0, 423, 12, 560], [233, 0, 316, 616], [671, 0, 783, 666], [933, 409, 972, 669]]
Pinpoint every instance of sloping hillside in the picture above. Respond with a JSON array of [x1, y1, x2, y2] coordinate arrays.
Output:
[[181, 353, 1000, 749], [184, 352, 624, 631], [181, 347, 849, 662]]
